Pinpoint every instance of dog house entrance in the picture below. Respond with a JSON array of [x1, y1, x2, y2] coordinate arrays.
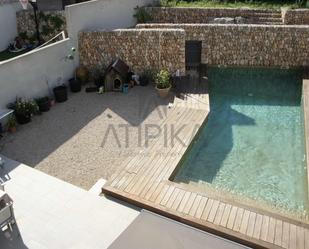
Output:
[[114, 78, 122, 90]]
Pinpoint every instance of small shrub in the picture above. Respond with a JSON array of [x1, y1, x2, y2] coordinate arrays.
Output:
[[12, 98, 39, 116], [7, 116, 16, 129], [296, 0, 307, 7], [49, 15, 65, 30], [19, 32, 28, 41], [155, 69, 171, 89], [133, 6, 153, 23], [143, 69, 157, 83], [35, 96, 49, 105], [28, 11, 65, 42]]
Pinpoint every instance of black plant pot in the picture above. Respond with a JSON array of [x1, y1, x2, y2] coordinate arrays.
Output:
[[69, 78, 82, 93], [37, 100, 50, 112], [53, 86, 68, 103], [140, 76, 149, 86], [15, 113, 31, 125]]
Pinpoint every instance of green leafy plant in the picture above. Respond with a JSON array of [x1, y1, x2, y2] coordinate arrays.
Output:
[[27, 11, 65, 42], [41, 25, 52, 36], [38, 12, 48, 22], [143, 69, 157, 83], [160, 0, 174, 7], [296, 0, 307, 7], [7, 116, 16, 129], [133, 6, 153, 23], [35, 96, 49, 105], [49, 15, 65, 30], [19, 32, 28, 41], [155, 69, 171, 89], [13, 98, 39, 116]]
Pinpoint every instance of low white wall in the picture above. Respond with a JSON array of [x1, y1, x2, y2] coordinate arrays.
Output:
[[65, 0, 156, 65], [0, 2, 22, 51], [0, 39, 74, 109]]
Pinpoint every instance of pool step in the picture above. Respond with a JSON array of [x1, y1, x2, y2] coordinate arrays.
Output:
[[249, 17, 283, 24], [246, 12, 282, 18], [244, 10, 283, 24], [173, 93, 210, 111]]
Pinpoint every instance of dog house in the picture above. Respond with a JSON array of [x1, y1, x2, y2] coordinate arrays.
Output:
[[104, 59, 129, 92]]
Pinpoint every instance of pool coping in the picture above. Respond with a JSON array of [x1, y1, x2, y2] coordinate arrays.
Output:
[[103, 78, 309, 249], [302, 80, 309, 204]]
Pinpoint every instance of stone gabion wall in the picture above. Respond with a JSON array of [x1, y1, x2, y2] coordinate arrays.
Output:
[[137, 23, 309, 68], [78, 29, 186, 75], [16, 10, 66, 43], [0, 0, 18, 5], [145, 7, 282, 24], [283, 9, 309, 25]]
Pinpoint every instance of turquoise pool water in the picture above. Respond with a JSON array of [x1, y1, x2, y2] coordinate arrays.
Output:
[[174, 67, 308, 214]]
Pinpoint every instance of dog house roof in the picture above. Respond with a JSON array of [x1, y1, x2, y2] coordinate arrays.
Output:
[[105, 59, 129, 78]]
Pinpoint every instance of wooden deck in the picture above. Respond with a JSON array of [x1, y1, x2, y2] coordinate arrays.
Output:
[[103, 78, 309, 249]]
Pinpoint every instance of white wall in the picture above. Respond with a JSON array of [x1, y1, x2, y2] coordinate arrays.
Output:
[[0, 39, 74, 109], [65, 0, 156, 65], [0, 2, 22, 51]]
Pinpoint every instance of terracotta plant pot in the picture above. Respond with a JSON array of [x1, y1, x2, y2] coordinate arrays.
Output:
[[8, 127, 17, 133], [49, 99, 55, 107], [76, 66, 89, 84], [156, 86, 171, 98]]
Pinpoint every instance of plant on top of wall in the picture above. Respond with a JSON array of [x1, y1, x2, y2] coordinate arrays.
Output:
[[133, 6, 153, 23], [39, 13, 65, 37], [159, 0, 175, 7], [296, 0, 308, 7], [20, 11, 66, 45]]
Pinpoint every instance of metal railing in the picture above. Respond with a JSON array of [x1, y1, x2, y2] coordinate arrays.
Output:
[[34, 31, 67, 50]]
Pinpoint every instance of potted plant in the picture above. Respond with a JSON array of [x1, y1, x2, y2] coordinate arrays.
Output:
[[7, 116, 17, 133], [76, 66, 89, 84], [12, 98, 39, 125], [155, 69, 171, 98], [36, 96, 50, 112], [140, 69, 155, 86], [53, 85, 68, 103], [92, 68, 104, 88]]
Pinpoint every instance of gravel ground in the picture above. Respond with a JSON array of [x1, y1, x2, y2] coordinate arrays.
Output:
[[0, 85, 173, 190]]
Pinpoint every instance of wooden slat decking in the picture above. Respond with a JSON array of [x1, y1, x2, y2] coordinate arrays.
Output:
[[102, 78, 309, 249]]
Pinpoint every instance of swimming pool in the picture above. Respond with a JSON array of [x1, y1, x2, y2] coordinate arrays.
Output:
[[173, 67, 308, 216]]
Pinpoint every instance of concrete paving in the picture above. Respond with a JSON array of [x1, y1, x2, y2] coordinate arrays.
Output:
[[0, 85, 172, 190], [0, 155, 140, 249]]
